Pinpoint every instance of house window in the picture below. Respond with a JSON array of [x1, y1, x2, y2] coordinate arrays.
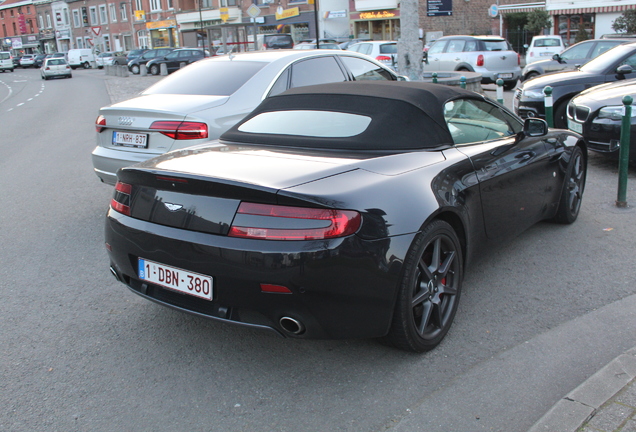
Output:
[[167, 0, 174, 9], [39, 15, 44, 28], [150, 0, 161, 12], [120, 3, 128, 21], [136, 0, 143, 11], [202, 0, 212, 8], [90, 7, 98, 25], [109, 4, 117, 21], [63, 8, 70, 25], [46, 13, 52, 28], [99, 5, 108, 24], [73, 10, 80, 27]]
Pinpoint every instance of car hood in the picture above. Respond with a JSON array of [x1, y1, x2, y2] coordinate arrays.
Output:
[[575, 78, 636, 103], [132, 142, 447, 190], [104, 94, 230, 115], [522, 69, 604, 90]]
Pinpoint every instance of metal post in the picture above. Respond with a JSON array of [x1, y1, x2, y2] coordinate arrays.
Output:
[[432, 72, 437, 84], [313, 0, 319, 48], [460, 76, 466, 89], [617, 95, 632, 208], [496, 78, 504, 105], [544, 86, 553, 128]]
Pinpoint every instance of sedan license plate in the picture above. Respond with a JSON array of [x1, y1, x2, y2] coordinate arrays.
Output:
[[113, 131, 148, 148], [568, 119, 583, 134], [138, 258, 213, 300], [498, 73, 513, 79]]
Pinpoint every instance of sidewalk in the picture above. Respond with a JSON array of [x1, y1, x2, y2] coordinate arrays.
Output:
[[529, 348, 636, 432], [98, 69, 163, 104]]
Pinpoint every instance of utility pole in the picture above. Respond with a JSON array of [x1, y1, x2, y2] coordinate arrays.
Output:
[[397, 0, 422, 80]]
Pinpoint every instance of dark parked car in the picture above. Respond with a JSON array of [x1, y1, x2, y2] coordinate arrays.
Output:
[[105, 81, 586, 352], [126, 48, 148, 63], [127, 48, 175, 74], [33, 54, 48, 68], [146, 48, 208, 75], [521, 38, 634, 82], [514, 42, 636, 128], [567, 78, 636, 160]]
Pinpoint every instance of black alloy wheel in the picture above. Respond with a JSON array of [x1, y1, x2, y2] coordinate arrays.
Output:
[[554, 146, 586, 224], [386, 220, 463, 352]]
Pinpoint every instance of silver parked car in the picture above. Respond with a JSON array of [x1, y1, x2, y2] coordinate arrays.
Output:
[[346, 41, 398, 71], [422, 35, 521, 90], [92, 49, 406, 184], [40, 57, 72, 80]]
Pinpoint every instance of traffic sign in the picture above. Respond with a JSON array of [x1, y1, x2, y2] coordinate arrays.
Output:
[[488, 4, 498, 17], [247, 4, 261, 18]]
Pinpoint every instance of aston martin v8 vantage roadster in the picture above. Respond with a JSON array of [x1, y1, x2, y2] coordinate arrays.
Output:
[[105, 81, 587, 352]]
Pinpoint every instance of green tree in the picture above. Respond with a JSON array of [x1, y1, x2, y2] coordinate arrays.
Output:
[[612, 10, 636, 34], [525, 10, 552, 34]]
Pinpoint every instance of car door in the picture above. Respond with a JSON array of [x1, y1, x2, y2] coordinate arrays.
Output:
[[605, 50, 636, 82], [438, 38, 466, 70], [338, 56, 397, 80], [423, 40, 448, 71], [445, 98, 552, 240]]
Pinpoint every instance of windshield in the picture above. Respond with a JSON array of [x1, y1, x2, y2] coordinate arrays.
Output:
[[580, 44, 634, 73], [143, 60, 267, 96], [483, 40, 511, 51]]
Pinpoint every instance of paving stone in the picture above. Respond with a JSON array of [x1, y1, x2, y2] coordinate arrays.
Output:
[[616, 380, 636, 408], [586, 402, 635, 431], [621, 419, 636, 432]]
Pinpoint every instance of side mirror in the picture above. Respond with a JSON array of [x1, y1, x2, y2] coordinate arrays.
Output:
[[422, 51, 428, 62], [523, 44, 529, 49], [397, 75, 409, 81], [616, 64, 633, 75], [523, 118, 549, 137], [552, 53, 563, 63]]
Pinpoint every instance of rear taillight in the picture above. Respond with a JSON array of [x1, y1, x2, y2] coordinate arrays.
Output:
[[476, 54, 484, 67], [150, 121, 208, 140], [376, 55, 392, 62], [111, 182, 132, 216], [229, 202, 361, 241], [517, 53, 521, 65], [95, 115, 106, 133]]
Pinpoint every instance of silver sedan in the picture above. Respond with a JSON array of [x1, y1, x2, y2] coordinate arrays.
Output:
[[92, 49, 406, 185]]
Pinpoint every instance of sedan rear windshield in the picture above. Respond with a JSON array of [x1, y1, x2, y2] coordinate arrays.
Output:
[[143, 60, 267, 96]]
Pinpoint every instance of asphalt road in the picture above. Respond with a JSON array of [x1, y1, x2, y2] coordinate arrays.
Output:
[[0, 68, 635, 432]]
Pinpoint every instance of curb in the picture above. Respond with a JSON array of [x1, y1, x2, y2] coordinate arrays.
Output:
[[528, 347, 636, 432]]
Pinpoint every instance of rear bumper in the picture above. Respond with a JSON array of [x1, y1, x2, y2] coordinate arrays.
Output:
[[105, 209, 413, 340], [92, 145, 160, 185]]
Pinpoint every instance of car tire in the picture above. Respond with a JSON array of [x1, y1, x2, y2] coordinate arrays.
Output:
[[385, 219, 463, 352], [554, 146, 586, 224], [503, 79, 517, 91], [83, 62, 90, 69], [523, 71, 539, 81], [150, 64, 159, 75], [131, 64, 140, 74], [553, 100, 569, 129], [97, 65, 103, 69]]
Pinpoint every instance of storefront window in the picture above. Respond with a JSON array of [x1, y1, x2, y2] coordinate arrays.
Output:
[[557, 14, 593, 46]]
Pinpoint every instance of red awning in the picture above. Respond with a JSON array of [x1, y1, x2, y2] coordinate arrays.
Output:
[[550, 5, 632, 15]]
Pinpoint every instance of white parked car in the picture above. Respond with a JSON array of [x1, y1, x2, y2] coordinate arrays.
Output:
[[40, 57, 72, 80], [346, 41, 398, 71], [525, 35, 566, 65]]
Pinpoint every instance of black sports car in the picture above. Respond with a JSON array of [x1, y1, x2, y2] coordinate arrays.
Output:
[[105, 81, 587, 352], [567, 78, 636, 160]]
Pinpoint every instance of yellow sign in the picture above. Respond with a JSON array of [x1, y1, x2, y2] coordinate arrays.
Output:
[[359, 10, 396, 19], [134, 10, 146, 21], [275, 7, 300, 20], [220, 7, 229, 22], [146, 19, 177, 29]]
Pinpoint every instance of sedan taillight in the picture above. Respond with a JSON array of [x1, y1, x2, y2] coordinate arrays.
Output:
[[228, 202, 361, 241], [376, 55, 392, 62], [476, 54, 484, 67], [95, 115, 106, 133], [150, 121, 208, 140], [111, 182, 132, 216]]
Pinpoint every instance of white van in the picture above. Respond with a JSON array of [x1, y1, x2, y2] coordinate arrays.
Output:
[[0, 51, 14, 72], [67, 49, 95, 69]]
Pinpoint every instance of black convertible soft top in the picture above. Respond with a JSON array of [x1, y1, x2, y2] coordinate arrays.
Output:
[[220, 81, 485, 151]]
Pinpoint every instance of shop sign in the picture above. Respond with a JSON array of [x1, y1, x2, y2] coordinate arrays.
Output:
[[146, 20, 177, 29], [359, 10, 396, 19], [327, 10, 347, 19], [12, 38, 23, 49], [220, 7, 229, 22], [275, 7, 300, 20], [427, 0, 452, 16], [135, 10, 146, 21], [18, 15, 27, 34]]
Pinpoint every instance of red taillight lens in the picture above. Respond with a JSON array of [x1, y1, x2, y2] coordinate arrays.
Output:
[[476, 54, 484, 67], [229, 202, 361, 241], [95, 115, 106, 133], [517, 53, 521, 65], [376, 55, 392, 62], [110, 182, 132, 216], [150, 121, 208, 140]]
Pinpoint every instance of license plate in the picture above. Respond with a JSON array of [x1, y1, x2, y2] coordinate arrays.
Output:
[[568, 119, 583, 134], [498, 73, 513, 79], [113, 131, 148, 148], [540, 52, 554, 56], [138, 258, 213, 301]]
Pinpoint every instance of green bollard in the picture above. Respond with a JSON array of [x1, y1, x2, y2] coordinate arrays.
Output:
[[496, 78, 504, 105], [616, 95, 632, 208], [432, 72, 438, 84], [460, 76, 466, 89], [544, 86, 553, 128]]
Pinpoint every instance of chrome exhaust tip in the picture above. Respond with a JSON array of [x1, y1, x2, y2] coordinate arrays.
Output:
[[109, 266, 121, 282], [279, 317, 305, 335]]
